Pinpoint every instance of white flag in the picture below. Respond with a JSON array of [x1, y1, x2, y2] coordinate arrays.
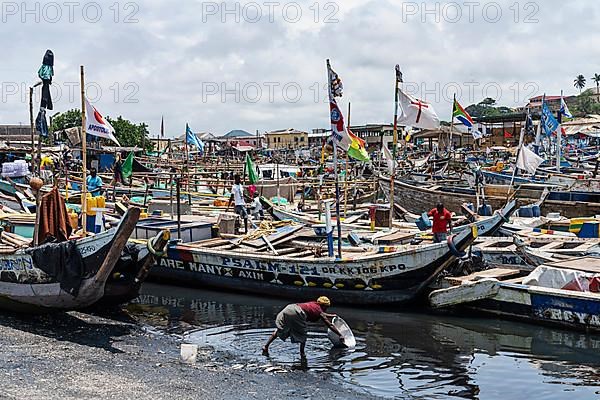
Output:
[[84, 97, 120, 145], [382, 144, 395, 174], [397, 89, 440, 130], [517, 145, 544, 174]]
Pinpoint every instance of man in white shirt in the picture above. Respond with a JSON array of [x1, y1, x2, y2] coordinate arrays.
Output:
[[250, 192, 264, 220], [227, 174, 248, 233]]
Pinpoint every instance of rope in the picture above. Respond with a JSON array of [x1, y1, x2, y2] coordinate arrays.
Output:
[[238, 220, 298, 242], [147, 234, 167, 257]]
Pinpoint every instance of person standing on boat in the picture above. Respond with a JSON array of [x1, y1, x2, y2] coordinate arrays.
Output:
[[86, 168, 103, 197], [227, 173, 248, 234], [262, 296, 344, 358], [428, 203, 452, 243]]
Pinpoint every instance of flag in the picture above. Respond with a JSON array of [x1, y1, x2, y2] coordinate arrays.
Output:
[[245, 153, 258, 184], [328, 63, 343, 98], [329, 101, 352, 149], [84, 97, 120, 145], [395, 64, 403, 83], [382, 144, 395, 174], [541, 100, 559, 136], [397, 89, 440, 130], [560, 96, 573, 119], [35, 108, 48, 138], [122, 151, 134, 179], [470, 128, 483, 140], [347, 128, 370, 162], [186, 123, 202, 151], [160, 116, 164, 138], [452, 98, 474, 128], [504, 131, 513, 139], [517, 145, 544, 174], [404, 126, 413, 142]]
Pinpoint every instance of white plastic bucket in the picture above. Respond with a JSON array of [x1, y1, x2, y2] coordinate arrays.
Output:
[[180, 343, 198, 364]]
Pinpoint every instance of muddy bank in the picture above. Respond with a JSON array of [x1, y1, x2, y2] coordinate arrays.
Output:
[[0, 311, 376, 400]]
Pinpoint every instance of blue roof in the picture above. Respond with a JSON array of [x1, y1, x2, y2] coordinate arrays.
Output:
[[223, 129, 253, 138]]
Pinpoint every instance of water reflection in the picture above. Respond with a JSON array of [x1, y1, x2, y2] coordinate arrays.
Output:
[[129, 283, 600, 399]]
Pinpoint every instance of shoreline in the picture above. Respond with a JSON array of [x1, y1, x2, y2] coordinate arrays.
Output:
[[0, 310, 377, 400]]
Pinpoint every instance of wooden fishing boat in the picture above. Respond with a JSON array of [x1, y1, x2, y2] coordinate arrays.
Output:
[[379, 176, 600, 218], [429, 260, 600, 333], [147, 202, 514, 305], [0, 207, 140, 312]]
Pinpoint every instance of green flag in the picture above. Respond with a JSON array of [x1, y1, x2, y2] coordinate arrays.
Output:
[[122, 152, 134, 179], [245, 153, 258, 184]]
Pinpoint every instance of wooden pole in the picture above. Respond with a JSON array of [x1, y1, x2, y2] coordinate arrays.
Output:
[[343, 101, 351, 218], [29, 87, 35, 171], [326, 59, 342, 258], [80, 65, 87, 236], [389, 65, 400, 228]]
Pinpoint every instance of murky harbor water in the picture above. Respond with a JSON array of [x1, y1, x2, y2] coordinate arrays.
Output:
[[129, 283, 600, 399]]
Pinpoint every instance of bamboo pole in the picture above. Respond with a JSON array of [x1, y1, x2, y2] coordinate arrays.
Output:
[[343, 101, 351, 217], [80, 65, 87, 236], [389, 65, 400, 228]]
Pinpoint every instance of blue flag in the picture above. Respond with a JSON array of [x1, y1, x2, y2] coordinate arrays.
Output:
[[186, 123, 203, 153], [541, 101, 559, 136]]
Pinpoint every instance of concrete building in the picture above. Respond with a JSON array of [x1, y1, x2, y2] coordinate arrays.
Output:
[[265, 128, 308, 150]]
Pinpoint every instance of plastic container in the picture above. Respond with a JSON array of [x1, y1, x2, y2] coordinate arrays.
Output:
[[180, 343, 198, 364], [327, 317, 356, 348], [415, 212, 432, 231], [312, 224, 327, 236], [518, 206, 533, 218], [478, 204, 492, 216], [69, 211, 79, 230], [531, 204, 541, 217]]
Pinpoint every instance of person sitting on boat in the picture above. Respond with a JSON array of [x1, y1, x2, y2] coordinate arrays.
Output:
[[428, 202, 452, 243], [227, 174, 248, 234], [86, 168, 103, 197], [250, 192, 264, 220], [262, 296, 344, 358]]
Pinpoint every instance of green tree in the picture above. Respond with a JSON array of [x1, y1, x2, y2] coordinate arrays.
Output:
[[107, 116, 153, 151], [465, 98, 513, 118], [592, 73, 600, 101], [50, 108, 81, 132], [574, 74, 586, 94]]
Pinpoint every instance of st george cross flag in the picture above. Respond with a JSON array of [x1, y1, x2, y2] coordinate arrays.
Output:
[[397, 89, 440, 130], [517, 145, 545, 174], [541, 101, 559, 136], [84, 97, 120, 145]]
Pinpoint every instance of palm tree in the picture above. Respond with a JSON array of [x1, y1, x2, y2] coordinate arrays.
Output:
[[592, 73, 600, 101], [574, 74, 586, 94]]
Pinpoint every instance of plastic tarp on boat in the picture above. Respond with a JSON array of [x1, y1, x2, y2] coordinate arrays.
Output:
[[523, 266, 600, 292]]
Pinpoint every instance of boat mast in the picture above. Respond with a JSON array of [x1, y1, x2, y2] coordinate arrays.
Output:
[[389, 65, 400, 228], [326, 59, 342, 258], [557, 90, 563, 173], [80, 65, 87, 236]]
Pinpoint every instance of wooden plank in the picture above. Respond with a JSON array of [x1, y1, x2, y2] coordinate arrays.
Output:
[[430, 279, 500, 308], [446, 268, 521, 285]]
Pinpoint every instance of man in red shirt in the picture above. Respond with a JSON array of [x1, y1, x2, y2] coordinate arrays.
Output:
[[428, 203, 452, 243]]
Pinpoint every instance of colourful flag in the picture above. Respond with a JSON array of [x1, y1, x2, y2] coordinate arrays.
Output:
[[84, 97, 120, 145], [452, 98, 474, 128], [186, 123, 203, 152], [560, 96, 573, 119], [347, 129, 370, 162], [245, 153, 258, 184], [122, 151, 134, 179], [504, 131, 513, 138]]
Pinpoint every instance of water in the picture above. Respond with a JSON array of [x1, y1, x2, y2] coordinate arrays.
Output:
[[129, 283, 600, 399]]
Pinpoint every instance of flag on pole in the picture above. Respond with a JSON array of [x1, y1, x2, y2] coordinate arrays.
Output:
[[186, 123, 202, 150], [404, 126, 413, 142], [160, 116, 164, 138], [328, 64, 343, 98], [381, 144, 395, 174], [504, 131, 513, 138], [397, 89, 440, 130], [122, 151, 134, 179], [84, 97, 120, 145], [516, 145, 544, 174], [395, 64, 403, 83], [560, 96, 573, 119], [452, 98, 474, 128], [541, 100, 560, 136], [347, 128, 370, 162], [245, 153, 258, 184]]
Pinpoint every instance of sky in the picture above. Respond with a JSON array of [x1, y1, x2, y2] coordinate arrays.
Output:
[[0, 0, 598, 138]]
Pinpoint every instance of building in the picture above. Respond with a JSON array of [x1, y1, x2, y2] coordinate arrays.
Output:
[[265, 128, 308, 150], [523, 95, 577, 113], [308, 128, 330, 148], [221, 129, 263, 149]]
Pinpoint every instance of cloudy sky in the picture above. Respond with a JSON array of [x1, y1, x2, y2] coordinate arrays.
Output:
[[0, 0, 598, 137]]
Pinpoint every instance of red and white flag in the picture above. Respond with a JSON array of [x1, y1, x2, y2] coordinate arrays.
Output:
[[84, 97, 120, 145], [397, 88, 440, 130]]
